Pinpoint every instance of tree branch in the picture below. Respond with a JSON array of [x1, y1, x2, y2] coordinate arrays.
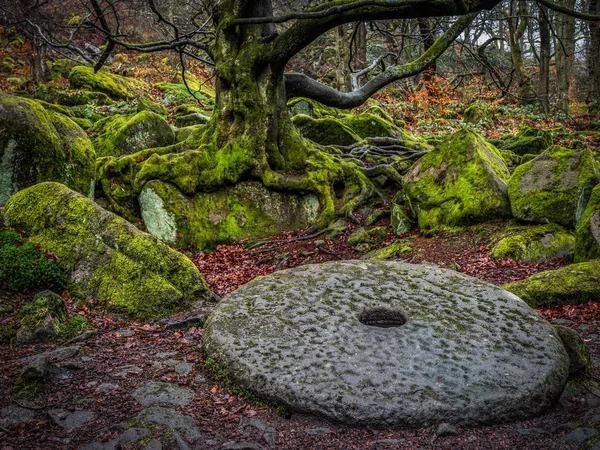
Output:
[[285, 13, 477, 108], [535, 0, 600, 20], [271, 0, 499, 67]]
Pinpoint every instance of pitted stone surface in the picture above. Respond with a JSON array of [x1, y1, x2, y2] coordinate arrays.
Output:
[[132, 382, 194, 406], [203, 261, 570, 427]]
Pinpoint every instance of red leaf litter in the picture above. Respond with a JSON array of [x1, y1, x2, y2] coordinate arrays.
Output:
[[1, 219, 598, 450]]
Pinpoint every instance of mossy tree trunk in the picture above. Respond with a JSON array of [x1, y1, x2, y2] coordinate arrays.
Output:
[[99, 0, 501, 228]]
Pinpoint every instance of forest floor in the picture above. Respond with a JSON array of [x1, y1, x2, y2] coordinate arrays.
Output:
[[1, 217, 600, 450]]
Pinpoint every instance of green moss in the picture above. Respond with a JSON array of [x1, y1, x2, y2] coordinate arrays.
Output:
[[347, 226, 388, 253], [361, 239, 412, 260], [69, 66, 148, 100], [0, 230, 67, 292], [136, 98, 168, 117], [575, 184, 600, 262], [463, 102, 492, 125], [91, 111, 175, 157], [287, 97, 346, 119], [503, 260, 600, 307], [292, 114, 362, 146], [0, 94, 96, 204], [490, 224, 575, 262], [402, 128, 511, 231], [3, 182, 212, 320], [340, 114, 399, 138], [139, 180, 320, 251], [508, 146, 599, 228]]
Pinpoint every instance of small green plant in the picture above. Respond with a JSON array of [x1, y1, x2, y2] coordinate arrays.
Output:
[[203, 356, 260, 403], [0, 230, 66, 292]]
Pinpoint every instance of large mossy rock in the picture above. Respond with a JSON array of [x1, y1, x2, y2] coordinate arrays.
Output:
[[292, 114, 362, 146], [69, 66, 148, 101], [2, 182, 212, 319], [139, 180, 320, 251], [402, 128, 511, 231], [490, 224, 575, 262], [0, 94, 95, 205], [503, 261, 600, 307], [507, 146, 599, 228], [91, 111, 175, 157], [504, 126, 552, 156], [203, 261, 569, 427], [575, 184, 600, 262]]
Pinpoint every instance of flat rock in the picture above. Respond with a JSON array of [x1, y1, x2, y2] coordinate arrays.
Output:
[[203, 261, 570, 427], [174, 362, 194, 376], [132, 382, 195, 406], [48, 408, 94, 431], [136, 406, 201, 439], [0, 404, 35, 427], [20, 345, 81, 364], [80, 427, 150, 450]]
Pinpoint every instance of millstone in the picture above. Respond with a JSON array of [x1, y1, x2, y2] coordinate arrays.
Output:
[[203, 261, 569, 427]]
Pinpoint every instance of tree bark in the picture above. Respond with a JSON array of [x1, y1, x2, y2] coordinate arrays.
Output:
[[354, 22, 367, 70], [587, 0, 600, 112], [506, 0, 536, 105], [335, 25, 352, 92], [538, 4, 551, 113], [555, 0, 575, 113]]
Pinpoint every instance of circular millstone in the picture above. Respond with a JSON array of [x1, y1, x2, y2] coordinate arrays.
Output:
[[203, 261, 569, 427]]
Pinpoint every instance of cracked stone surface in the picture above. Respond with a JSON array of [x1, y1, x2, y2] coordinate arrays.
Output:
[[203, 261, 570, 427], [132, 382, 195, 406]]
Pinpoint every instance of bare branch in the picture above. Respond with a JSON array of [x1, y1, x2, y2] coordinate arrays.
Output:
[[285, 13, 477, 108]]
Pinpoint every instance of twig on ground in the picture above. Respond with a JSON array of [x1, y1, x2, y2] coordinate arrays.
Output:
[[316, 244, 343, 260]]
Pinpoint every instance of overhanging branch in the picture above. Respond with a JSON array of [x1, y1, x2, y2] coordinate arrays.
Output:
[[285, 13, 477, 108]]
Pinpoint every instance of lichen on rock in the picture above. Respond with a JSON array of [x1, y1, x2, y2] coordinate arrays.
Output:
[[0, 94, 95, 205], [575, 184, 600, 262], [507, 146, 599, 228], [503, 260, 600, 307], [139, 180, 320, 250], [402, 128, 511, 231], [69, 65, 148, 100], [2, 182, 213, 319], [490, 223, 575, 262], [91, 111, 175, 158]]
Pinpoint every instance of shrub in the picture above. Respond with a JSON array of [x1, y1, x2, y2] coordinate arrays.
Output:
[[0, 230, 66, 292]]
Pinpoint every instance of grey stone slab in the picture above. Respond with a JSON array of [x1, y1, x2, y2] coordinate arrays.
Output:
[[48, 409, 94, 431], [136, 407, 201, 439], [20, 345, 81, 364], [0, 404, 35, 427], [203, 261, 570, 427], [174, 362, 194, 376], [132, 382, 195, 406]]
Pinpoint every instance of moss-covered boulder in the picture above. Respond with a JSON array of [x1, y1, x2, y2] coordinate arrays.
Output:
[[361, 239, 412, 260], [340, 114, 400, 138], [463, 102, 491, 124], [50, 58, 78, 80], [0, 94, 95, 205], [91, 111, 175, 157], [139, 180, 320, 251], [136, 98, 168, 117], [292, 114, 362, 146], [347, 226, 388, 253], [69, 66, 148, 101], [490, 224, 575, 262], [503, 261, 600, 307], [504, 126, 552, 156], [2, 182, 213, 319], [553, 325, 592, 377], [15, 291, 70, 345], [390, 202, 416, 236], [508, 146, 599, 228], [174, 113, 210, 128], [402, 128, 511, 231], [575, 184, 600, 262]]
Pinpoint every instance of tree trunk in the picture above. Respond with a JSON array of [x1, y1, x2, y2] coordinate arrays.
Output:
[[555, 0, 575, 113], [29, 39, 51, 83], [417, 18, 437, 85], [354, 22, 367, 70], [506, 0, 536, 105], [587, 0, 600, 112], [335, 25, 352, 91], [538, 4, 551, 114]]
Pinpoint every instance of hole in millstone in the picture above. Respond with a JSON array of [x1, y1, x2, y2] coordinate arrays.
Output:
[[358, 307, 407, 328]]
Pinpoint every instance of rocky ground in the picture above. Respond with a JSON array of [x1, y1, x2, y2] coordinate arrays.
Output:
[[1, 220, 600, 450]]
